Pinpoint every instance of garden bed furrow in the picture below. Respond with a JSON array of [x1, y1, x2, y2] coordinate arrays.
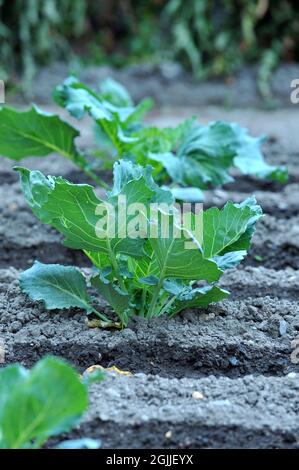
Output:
[[0, 206, 88, 269], [2, 182, 297, 222], [246, 215, 299, 269], [1, 180, 298, 270], [64, 373, 299, 449], [1, 164, 298, 192], [219, 266, 299, 300], [1, 267, 298, 378], [1, 147, 298, 186], [4, 226, 299, 271], [204, 183, 299, 218], [4, 218, 299, 270], [0, 155, 77, 183]]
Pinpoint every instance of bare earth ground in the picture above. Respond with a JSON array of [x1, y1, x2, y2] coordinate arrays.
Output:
[[0, 94, 299, 448]]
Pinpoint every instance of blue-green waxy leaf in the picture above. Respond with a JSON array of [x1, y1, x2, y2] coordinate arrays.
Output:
[[128, 241, 160, 290], [99, 77, 154, 124], [163, 279, 186, 295], [15, 165, 149, 258], [149, 214, 222, 283], [0, 357, 88, 449], [91, 275, 132, 325], [202, 196, 263, 259], [179, 121, 287, 184], [179, 121, 237, 159], [149, 120, 287, 190], [100, 77, 133, 107], [167, 285, 230, 317], [149, 121, 237, 189], [14, 168, 54, 222], [149, 151, 184, 184], [230, 123, 288, 183], [138, 275, 159, 286], [150, 235, 221, 282], [3, 75, 270, 324], [131, 119, 194, 168], [20, 261, 94, 313], [54, 76, 152, 158], [0, 105, 80, 161], [169, 186, 205, 202], [56, 438, 101, 449], [54, 76, 112, 121], [212, 251, 247, 270], [15, 161, 175, 261], [109, 159, 174, 205], [119, 261, 134, 279], [56, 76, 153, 126], [219, 196, 263, 255], [55, 77, 131, 156]]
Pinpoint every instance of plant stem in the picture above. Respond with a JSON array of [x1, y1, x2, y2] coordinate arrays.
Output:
[[158, 295, 177, 317], [100, 119, 123, 157], [106, 241, 127, 292], [139, 289, 147, 317], [90, 307, 111, 323], [73, 154, 110, 190], [147, 278, 164, 319]]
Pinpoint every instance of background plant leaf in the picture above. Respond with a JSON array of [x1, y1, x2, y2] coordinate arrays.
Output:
[[0, 357, 88, 449], [0, 105, 80, 161], [20, 261, 94, 313], [167, 285, 230, 317]]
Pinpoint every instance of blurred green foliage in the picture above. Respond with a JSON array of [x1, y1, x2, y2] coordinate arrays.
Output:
[[0, 0, 86, 90], [164, 0, 299, 78], [1, 0, 299, 92]]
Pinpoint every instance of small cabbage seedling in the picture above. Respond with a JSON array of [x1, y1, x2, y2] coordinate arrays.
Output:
[[16, 160, 263, 328], [0, 356, 104, 449], [0, 76, 287, 201]]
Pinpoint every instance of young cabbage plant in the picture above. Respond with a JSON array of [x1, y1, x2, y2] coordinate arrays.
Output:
[[0, 356, 103, 449], [54, 76, 287, 197], [16, 160, 263, 328], [0, 76, 287, 202]]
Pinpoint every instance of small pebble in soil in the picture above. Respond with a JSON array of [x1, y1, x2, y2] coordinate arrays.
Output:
[[279, 320, 288, 336], [9, 320, 22, 333], [192, 391, 204, 400], [229, 356, 239, 366], [204, 313, 215, 321], [287, 372, 297, 379], [140, 414, 150, 422]]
